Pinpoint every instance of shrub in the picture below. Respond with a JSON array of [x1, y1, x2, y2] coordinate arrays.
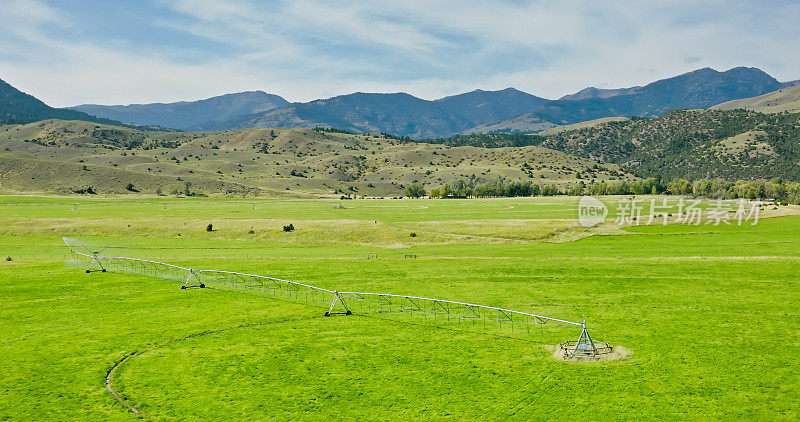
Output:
[[410, 232, 417, 237], [283, 223, 295, 232], [5, 256, 11, 262], [206, 223, 213, 232], [248, 229, 255, 234]]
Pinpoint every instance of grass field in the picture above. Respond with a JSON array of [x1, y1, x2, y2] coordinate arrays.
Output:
[[1, 195, 799, 419]]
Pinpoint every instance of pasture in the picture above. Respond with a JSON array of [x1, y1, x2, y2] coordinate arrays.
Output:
[[1, 195, 799, 419]]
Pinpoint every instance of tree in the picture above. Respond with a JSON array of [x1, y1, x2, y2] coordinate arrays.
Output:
[[405, 184, 426, 198]]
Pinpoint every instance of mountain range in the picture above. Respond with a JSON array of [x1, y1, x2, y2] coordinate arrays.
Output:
[[488, 67, 786, 131], [194, 88, 549, 138], [65, 67, 793, 138], [1, 66, 797, 140]]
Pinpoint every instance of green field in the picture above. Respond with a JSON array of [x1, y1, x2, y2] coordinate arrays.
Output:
[[1, 195, 799, 419]]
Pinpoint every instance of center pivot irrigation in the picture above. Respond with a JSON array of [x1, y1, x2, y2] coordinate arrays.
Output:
[[63, 237, 612, 359]]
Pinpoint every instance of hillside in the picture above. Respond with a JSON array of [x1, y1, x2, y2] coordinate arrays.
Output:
[[533, 109, 800, 181], [0, 78, 123, 126], [538, 117, 629, 136], [0, 120, 633, 196], [71, 91, 289, 130], [711, 85, 800, 114], [463, 114, 557, 134]]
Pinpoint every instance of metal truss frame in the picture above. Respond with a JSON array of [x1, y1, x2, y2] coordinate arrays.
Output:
[[63, 237, 610, 356]]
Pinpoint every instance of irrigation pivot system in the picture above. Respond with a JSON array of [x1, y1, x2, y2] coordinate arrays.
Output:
[[63, 237, 612, 359]]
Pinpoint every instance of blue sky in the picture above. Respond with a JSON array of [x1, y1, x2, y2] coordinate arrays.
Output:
[[1, 0, 798, 106]]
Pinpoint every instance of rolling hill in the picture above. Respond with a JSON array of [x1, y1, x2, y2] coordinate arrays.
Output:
[[531, 109, 800, 181], [711, 85, 800, 114], [421, 108, 800, 181], [464, 114, 557, 134], [71, 91, 289, 131], [0, 120, 631, 196]]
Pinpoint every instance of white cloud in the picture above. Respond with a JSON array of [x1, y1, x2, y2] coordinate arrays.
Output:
[[0, 0, 799, 106]]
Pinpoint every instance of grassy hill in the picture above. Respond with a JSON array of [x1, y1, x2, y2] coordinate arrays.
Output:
[[0, 120, 633, 196], [535, 109, 800, 180], [423, 109, 800, 181], [463, 114, 557, 134], [538, 117, 629, 136], [711, 85, 800, 114]]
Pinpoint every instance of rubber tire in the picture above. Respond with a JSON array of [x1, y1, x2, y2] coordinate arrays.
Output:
[[346, 310, 352, 315], [85, 270, 90, 273], [199, 283, 205, 288], [324, 311, 331, 317], [101, 269, 107, 272], [180, 285, 186, 290]]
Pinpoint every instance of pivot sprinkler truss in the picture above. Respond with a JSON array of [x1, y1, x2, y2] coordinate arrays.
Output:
[[63, 237, 109, 273], [63, 237, 612, 359]]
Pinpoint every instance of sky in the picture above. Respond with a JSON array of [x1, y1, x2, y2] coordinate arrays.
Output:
[[1, 0, 799, 107]]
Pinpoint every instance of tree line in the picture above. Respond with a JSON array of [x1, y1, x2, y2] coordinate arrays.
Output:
[[404, 177, 800, 204]]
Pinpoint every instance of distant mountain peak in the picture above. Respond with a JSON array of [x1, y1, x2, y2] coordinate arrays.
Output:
[[70, 91, 289, 130]]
